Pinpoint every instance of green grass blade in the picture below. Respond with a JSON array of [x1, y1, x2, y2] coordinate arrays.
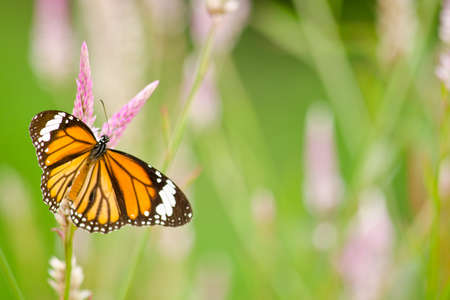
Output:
[[0, 246, 24, 300]]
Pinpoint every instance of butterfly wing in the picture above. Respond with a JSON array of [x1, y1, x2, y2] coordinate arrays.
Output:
[[69, 148, 193, 233], [105, 149, 193, 228], [29, 110, 97, 211], [67, 156, 125, 233]]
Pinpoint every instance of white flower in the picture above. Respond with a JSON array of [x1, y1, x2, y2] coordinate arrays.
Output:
[[48, 256, 91, 300]]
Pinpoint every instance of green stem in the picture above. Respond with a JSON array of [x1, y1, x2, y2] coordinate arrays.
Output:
[[63, 223, 76, 300], [118, 19, 218, 300], [162, 21, 217, 171], [0, 246, 24, 300]]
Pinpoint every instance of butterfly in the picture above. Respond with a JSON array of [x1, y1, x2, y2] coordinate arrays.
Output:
[[29, 110, 193, 233]]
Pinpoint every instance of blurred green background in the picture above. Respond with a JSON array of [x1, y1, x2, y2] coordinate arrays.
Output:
[[0, 0, 449, 299]]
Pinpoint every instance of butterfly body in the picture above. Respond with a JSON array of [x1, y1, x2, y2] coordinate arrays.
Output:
[[30, 110, 193, 233], [90, 135, 109, 159]]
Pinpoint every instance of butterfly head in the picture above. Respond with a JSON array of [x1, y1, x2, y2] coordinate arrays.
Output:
[[99, 135, 110, 145]]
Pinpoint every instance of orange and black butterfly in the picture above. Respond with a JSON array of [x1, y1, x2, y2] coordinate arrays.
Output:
[[29, 110, 193, 233]]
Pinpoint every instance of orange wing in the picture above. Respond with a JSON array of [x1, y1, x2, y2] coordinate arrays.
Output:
[[105, 149, 193, 228], [67, 149, 193, 233], [67, 157, 124, 233], [30, 110, 97, 211]]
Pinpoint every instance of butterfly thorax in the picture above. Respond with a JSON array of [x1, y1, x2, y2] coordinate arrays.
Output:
[[90, 135, 110, 160]]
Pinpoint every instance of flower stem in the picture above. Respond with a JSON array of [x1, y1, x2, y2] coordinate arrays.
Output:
[[63, 223, 76, 300], [118, 20, 218, 300], [162, 21, 218, 171], [0, 246, 24, 300]]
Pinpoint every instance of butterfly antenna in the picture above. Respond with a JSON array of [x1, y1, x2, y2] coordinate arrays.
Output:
[[99, 99, 111, 135]]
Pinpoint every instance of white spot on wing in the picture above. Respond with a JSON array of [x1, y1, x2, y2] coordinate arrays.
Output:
[[166, 179, 175, 188], [157, 179, 177, 219], [39, 133, 50, 142], [40, 124, 59, 136], [156, 203, 165, 216], [45, 118, 62, 127]]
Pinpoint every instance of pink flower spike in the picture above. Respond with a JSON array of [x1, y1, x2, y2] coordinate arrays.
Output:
[[101, 80, 159, 147], [73, 42, 95, 127]]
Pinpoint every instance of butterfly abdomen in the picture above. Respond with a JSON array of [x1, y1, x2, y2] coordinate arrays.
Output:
[[67, 161, 91, 203]]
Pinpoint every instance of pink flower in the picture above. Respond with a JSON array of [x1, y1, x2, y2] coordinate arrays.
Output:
[[439, 157, 450, 199], [437, 51, 450, 90], [73, 42, 159, 147], [441, 0, 450, 44], [100, 80, 159, 147], [73, 42, 95, 128], [30, 0, 75, 84], [304, 104, 343, 216], [337, 189, 393, 300]]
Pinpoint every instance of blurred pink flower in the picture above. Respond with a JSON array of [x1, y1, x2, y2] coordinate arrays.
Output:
[[436, 1, 450, 89], [30, 0, 76, 84], [73, 42, 159, 147], [440, 0, 450, 44], [191, 0, 251, 53], [184, 0, 250, 130], [338, 189, 393, 300], [439, 157, 450, 198], [304, 104, 343, 216], [437, 51, 450, 89]]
